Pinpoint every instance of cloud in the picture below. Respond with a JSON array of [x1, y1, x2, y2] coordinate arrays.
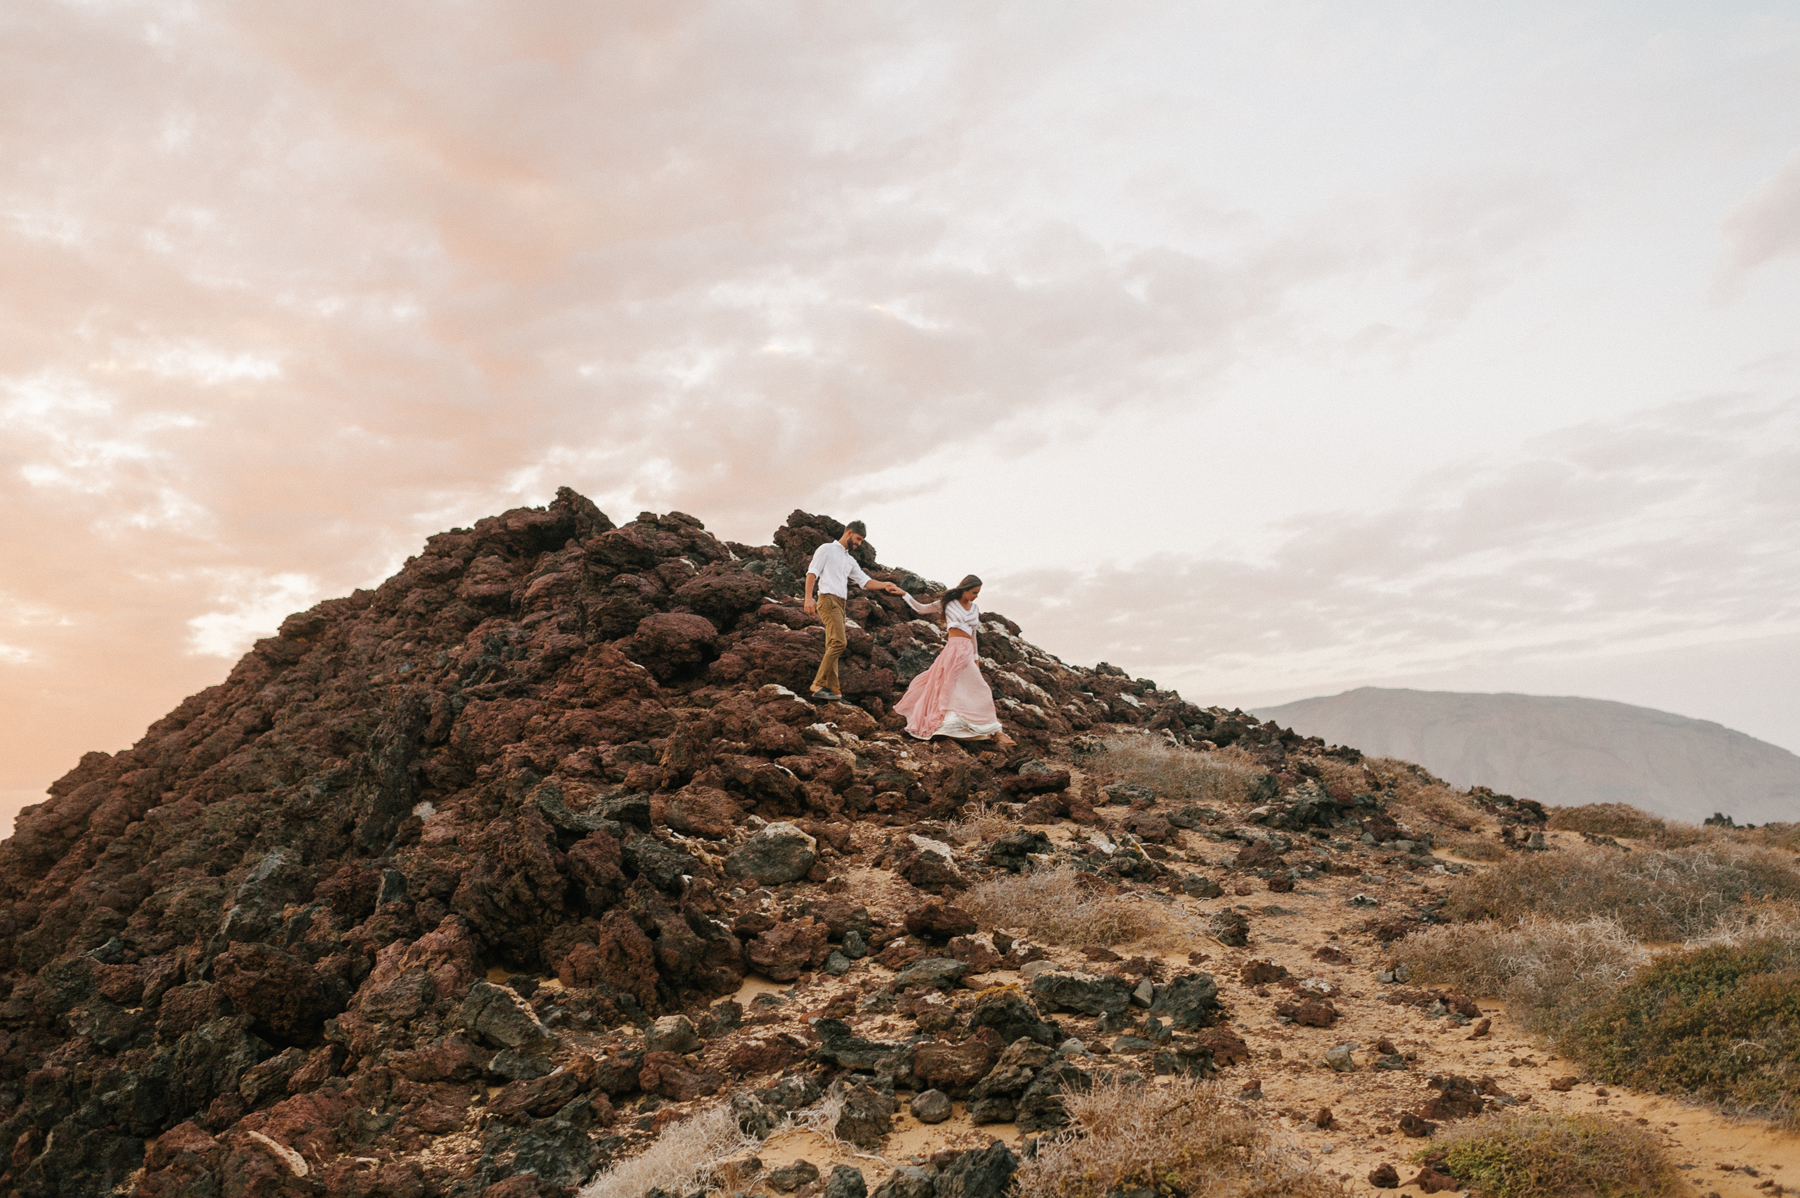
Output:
[[186, 570, 322, 658], [1720, 150, 1800, 285], [996, 394, 1800, 699]]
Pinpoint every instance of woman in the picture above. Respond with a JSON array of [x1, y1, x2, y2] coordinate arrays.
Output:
[[893, 574, 1016, 746]]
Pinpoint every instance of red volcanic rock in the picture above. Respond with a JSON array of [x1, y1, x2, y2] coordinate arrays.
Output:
[[0, 489, 1343, 1197], [747, 918, 830, 982]]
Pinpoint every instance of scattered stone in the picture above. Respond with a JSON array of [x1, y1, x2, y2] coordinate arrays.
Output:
[[1325, 1043, 1358, 1072], [1348, 893, 1380, 908], [964, 987, 1060, 1046], [1239, 959, 1288, 985], [890, 956, 970, 991], [1149, 973, 1221, 1029], [1208, 910, 1250, 946], [1411, 1166, 1461, 1193], [1399, 1111, 1438, 1137], [824, 1165, 867, 1198], [769, 1161, 821, 1192], [1030, 970, 1134, 1017], [725, 822, 818, 885], [934, 1141, 1019, 1198], [872, 1167, 936, 1198], [1181, 874, 1224, 898], [1368, 1163, 1401, 1189], [645, 1014, 701, 1054], [910, 1089, 952, 1124], [904, 901, 978, 941], [834, 1083, 896, 1150]]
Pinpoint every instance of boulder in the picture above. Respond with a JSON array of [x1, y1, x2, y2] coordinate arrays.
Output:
[[769, 1162, 821, 1192], [1149, 973, 1220, 1029], [747, 918, 829, 982], [964, 987, 1059, 1046], [726, 822, 818, 885], [1207, 910, 1250, 946], [934, 1141, 1019, 1198], [1029, 970, 1132, 1017], [833, 1083, 895, 1151], [645, 1014, 701, 1054], [824, 1165, 868, 1198], [904, 901, 978, 941], [458, 982, 556, 1051], [912, 1033, 1000, 1091], [910, 1090, 952, 1124], [889, 957, 970, 991], [874, 1167, 936, 1198]]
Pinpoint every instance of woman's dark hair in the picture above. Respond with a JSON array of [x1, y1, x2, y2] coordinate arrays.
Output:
[[942, 574, 982, 606]]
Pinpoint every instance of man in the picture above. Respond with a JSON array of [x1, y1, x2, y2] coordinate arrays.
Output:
[[803, 520, 903, 702]]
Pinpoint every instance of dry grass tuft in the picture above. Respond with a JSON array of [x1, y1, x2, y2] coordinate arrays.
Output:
[[1392, 916, 1647, 1042], [1362, 756, 1496, 834], [961, 865, 1161, 948], [579, 1102, 756, 1198], [1423, 1109, 1682, 1198], [1100, 736, 1266, 806], [1016, 1076, 1347, 1198], [1546, 803, 1708, 847], [1442, 842, 1800, 941]]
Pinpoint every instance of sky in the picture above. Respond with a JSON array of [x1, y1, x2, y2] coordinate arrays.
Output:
[[3, 1, 1799, 835]]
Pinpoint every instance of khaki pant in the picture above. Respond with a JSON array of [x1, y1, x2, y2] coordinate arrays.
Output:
[[811, 593, 847, 693]]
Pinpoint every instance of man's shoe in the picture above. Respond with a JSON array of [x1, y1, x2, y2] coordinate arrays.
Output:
[[811, 689, 842, 702]]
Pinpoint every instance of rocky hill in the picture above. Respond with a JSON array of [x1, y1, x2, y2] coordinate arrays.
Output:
[[0, 491, 1540, 1198], [1254, 687, 1800, 826]]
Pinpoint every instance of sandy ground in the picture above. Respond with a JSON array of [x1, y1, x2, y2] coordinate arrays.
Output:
[[703, 823, 1800, 1198]]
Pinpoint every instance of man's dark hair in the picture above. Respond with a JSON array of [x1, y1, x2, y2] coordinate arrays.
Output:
[[846, 520, 867, 537]]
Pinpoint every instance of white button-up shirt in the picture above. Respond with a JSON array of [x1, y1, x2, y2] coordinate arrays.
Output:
[[806, 539, 871, 599]]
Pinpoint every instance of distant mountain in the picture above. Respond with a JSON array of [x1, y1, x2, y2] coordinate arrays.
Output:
[[1253, 687, 1800, 826]]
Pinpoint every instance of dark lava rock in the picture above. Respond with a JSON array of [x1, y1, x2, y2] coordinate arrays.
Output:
[[964, 987, 1059, 1046], [1030, 970, 1132, 1016], [890, 957, 970, 991], [1208, 910, 1251, 946], [834, 1083, 895, 1151], [459, 981, 556, 1050], [874, 1166, 937, 1198], [825, 1165, 868, 1198], [904, 900, 978, 941], [1180, 873, 1223, 898], [1149, 973, 1220, 1029], [1368, 1162, 1401, 1188], [1235, 840, 1286, 869], [911, 1089, 952, 1124], [770, 1161, 821, 1192], [815, 1018, 906, 1072], [983, 828, 1052, 872], [725, 822, 818, 885], [934, 1140, 1019, 1198]]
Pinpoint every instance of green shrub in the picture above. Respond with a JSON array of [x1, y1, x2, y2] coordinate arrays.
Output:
[[1422, 1110, 1680, 1198], [1571, 937, 1800, 1127]]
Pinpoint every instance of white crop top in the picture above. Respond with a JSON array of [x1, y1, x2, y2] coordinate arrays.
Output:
[[902, 593, 980, 639]]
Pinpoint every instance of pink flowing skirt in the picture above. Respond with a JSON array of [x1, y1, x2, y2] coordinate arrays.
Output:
[[892, 636, 1003, 740]]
